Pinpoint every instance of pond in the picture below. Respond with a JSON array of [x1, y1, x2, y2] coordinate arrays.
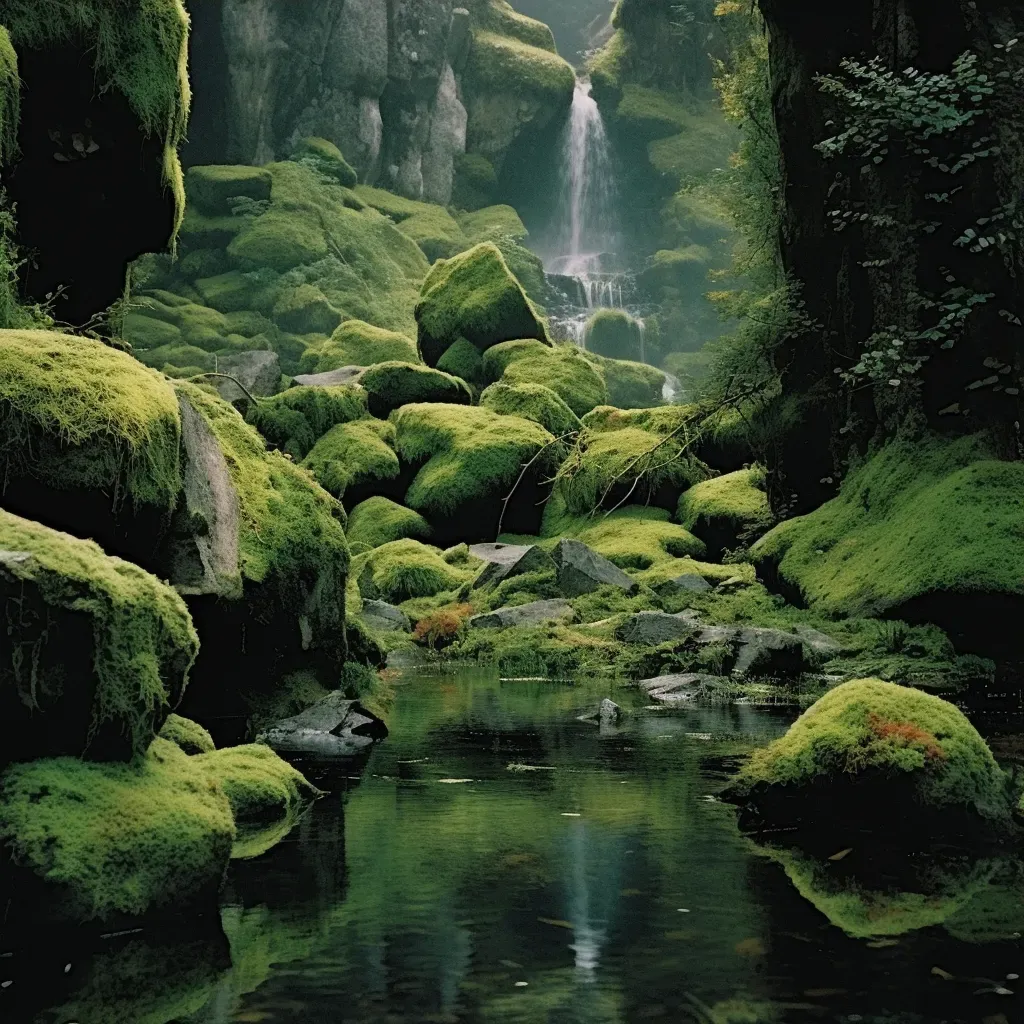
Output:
[[25, 671, 1024, 1023]]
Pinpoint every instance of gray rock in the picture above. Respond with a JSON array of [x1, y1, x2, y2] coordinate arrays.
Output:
[[578, 698, 622, 727], [551, 539, 638, 598], [360, 599, 412, 633], [469, 598, 574, 630], [259, 691, 388, 756], [615, 610, 698, 645], [292, 366, 365, 388], [791, 624, 844, 660], [639, 673, 723, 705], [216, 350, 281, 400], [694, 624, 811, 678], [655, 572, 712, 597], [470, 542, 556, 589]]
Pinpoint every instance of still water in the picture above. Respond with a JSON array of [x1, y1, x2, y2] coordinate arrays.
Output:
[[29, 672, 1024, 1023]]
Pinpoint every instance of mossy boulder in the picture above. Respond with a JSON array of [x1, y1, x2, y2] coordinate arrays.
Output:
[[392, 403, 557, 543], [725, 679, 1014, 834], [185, 165, 273, 216], [751, 435, 1024, 658], [0, 509, 198, 765], [415, 242, 548, 366], [0, 738, 234, 922], [354, 539, 472, 604], [584, 308, 645, 360], [246, 384, 367, 459], [359, 361, 473, 418], [301, 320, 419, 372], [346, 496, 432, 552], [479, 381, 582, 438], [159, 714, 216, 755], [436, 337, 485, 385], [271, 282, 341, 335], [678, 467, 773, 559], [290, 137, 358, 188], [490, 342, 609, 417], [586, 352, 666, 409], [301, 418, 400, 503]]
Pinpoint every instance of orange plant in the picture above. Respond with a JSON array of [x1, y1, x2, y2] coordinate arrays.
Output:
[[867, 712, 946, 761], [413, 603, 472, 650]]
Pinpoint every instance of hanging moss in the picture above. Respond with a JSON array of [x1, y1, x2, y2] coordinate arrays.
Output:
[[0, 27, 18, 166], [0, 329, 181, 511], [0, 508, 199, 761], [301, 418, 400, 501], [359, 361, 473, 417], [346, 496, 432, 551], [158, 714, 215, 755], [3, 0, 191, 232], [0, 737, 234, 921], [301, 320, 419, 372], [246, 384, 367, 459], [479, 380, 581, 438]]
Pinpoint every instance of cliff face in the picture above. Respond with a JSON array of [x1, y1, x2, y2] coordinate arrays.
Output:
[[188, 0, 574, 205]]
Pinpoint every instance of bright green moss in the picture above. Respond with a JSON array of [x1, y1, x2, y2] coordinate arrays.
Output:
[[751, 435, 1024, 616], [415, 242, 548, 365], [4, 0, 191, 231], [0, 738, 234, 920], [196, 743, 319, 859], [465, 29, 575, 101], [158, 714, 215, 755], [301, 320, 418, 372], [228, 210, 329, 272], [584, 352, 665, 409], [584, 308, 643, 360], [355, 539, 472, 603], [396, 207, 468, 262], [582, 403, 696, 435], [247, 384, 367, 458], [0, 329, 181, 510], [353, 184, 432, 221], [456, 205, 529, 244], [502, 345, 609, 417], [731, 679, 1012, 823], [464, 0, 559, 51], [479, 380, 582, 438], [347, 496, 432, 551], [290, 137, 358, 188], [0, 27, 18, 165], [185, 165, 272, 216], [0, 508, 199, 759], [678, 467, 772, 547], [193, 270, 257, 312], [392, 403, 555, 519], [436, 337, 484, 384], [123, 312, 184, 351], [551, 423, 704, 517], [271, 282, 340, 335], [480, 337, 549, 381], [301, 418, 399, 500], [360, 361, 472, 417]]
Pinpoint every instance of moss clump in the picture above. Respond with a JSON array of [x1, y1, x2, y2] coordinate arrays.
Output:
[[452, 152, 498, 210], [436, 337, 484, 385], [396, 207, 468, 262], [728, 679, 1013, 828], [585, 352, 666, 410], [196, 744, 319, 858], [4, 0, 192, 231], [228, 210, 329, 273], [679, 466, 773, 558], [464, 29, 575, 106], [463, 0, 559, 51], [0, 508, 198, 762], [301, 418, 400, 501], [501, 345, 609, 417], [159, 714, 215, 755], [290, 137, 358, 188], [584, 308, 644, 360], [246, 384, 367, 458], [347, 496, 432, 551], [359, 361, 473, 418], [415, 242, 548, 366], [186, 165, 273, 216], [479, 337, 549, 381], [355, 539, 472, 603], [751, 435, 1024, 618], [479, 381, 582, 438], [0, 329, 181, 511], [392, 403, 555, 519], [271, 282, 341, 334], [0, 738, 234, 920], [456, 204, 529, 245], [301, 320, 418, 372]]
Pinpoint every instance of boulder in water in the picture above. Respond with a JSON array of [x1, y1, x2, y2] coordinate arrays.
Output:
[[258, 691, 388, 757], [578, 698, 623, 727], [640, 673, 723, 704]]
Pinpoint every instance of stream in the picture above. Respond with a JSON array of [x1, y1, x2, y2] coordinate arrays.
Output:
[[21, 670, 1024, 1023]]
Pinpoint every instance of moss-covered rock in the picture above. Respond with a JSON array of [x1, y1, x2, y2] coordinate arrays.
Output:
[[359, 361, 473, 417], [584, 308, 645, 360], [751, 435, 1024, 657], [0, 27, 19, 167], [392, 403, 557, 541], [301, 418, 400, 502], [436, 337, 485, 385], [347, 496, 432, 552], [354, 539, 472, 603], [0, 509, 198, 764], [185, 165, 273, 216], [290, 137, 358, 188], [159, 714, 216, 755], [301, 320, 419, 372], [246, 384, 367, 458], [479, 381, 582, 438], [0, 738, 234, 922], [726, 679, 1014, 833], [678, 466, 773, 559], [415, 242, 548, 366], [585, 352, 666, 409]]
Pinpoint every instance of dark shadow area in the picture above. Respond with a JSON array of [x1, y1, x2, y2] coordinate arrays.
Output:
[[7, 43, 174, 325], [180, 0, 229, 168]]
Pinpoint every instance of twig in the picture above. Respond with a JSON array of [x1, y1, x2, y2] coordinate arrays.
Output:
[[185, 371, 262, 406], [495, 431, 578, 539]]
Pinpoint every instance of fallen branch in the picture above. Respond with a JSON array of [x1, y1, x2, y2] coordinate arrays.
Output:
[[185, 371, 262, 406], [495, 430, 579, 539]]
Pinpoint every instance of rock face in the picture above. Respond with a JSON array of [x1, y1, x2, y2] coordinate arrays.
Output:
[[469, 598, 574, 630], [192, 0, 574, 205], [697, 625, 811, 678], [360, 599, 413, 633], [615, 610, 698, 645], [551, 539, 638, 598], [259, 691, 389, 756], [578, 698, 623, 726], [471, 542, 556, 588]]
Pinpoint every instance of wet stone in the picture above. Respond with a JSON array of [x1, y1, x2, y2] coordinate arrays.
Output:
[[469, 598, 574, 630]]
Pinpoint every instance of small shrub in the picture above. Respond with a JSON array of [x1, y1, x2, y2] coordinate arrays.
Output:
[[414, 603, 473, 650]]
